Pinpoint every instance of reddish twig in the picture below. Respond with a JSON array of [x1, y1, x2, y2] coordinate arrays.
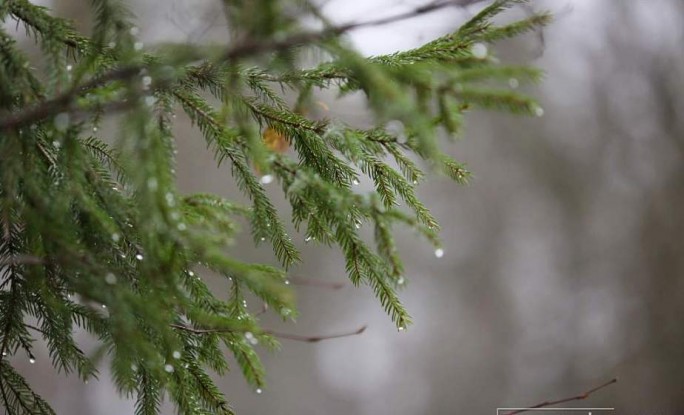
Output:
[[503, 378, 618, 415]]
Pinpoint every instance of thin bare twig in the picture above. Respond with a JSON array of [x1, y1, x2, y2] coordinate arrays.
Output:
[[170, 323, 367, 343], [264, 325, 367, 343], [223, 0, 462, 60], [503, 378, 618, 415], [289, 276, 346, 290]]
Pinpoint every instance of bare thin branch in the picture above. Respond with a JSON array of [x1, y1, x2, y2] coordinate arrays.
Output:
[[223, 0, 462, 60], [503, 378, 618, 415], [170, 323, 367, 343], [264, 325, 367, 343], [289, 276, 346, 290]]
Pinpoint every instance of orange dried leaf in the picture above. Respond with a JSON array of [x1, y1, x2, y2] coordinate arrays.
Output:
[[262, 127, 290, 153]]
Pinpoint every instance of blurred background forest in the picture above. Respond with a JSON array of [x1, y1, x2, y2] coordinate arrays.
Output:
[[7, 0, 684, 413]]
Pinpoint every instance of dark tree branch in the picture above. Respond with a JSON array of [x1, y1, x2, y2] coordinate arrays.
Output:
[[0, 67, 140, 132], [0, 0, 476, 132]]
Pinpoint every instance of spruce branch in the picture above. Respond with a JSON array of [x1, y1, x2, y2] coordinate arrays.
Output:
[[0, 66, 140, 131], [0, 0, 550, 412]]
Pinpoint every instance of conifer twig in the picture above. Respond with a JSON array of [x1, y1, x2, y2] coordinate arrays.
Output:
[[503, 378, 618, 415]]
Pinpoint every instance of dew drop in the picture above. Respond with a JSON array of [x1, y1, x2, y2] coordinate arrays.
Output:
[[111, 233, 120, 242], [255, 388, 262, 394], [534, 106, 544, 117], [54, 113, 70, 132], [105, 273, 117, 285], [1, 352, 6, 356], [471, 43, 488, 59], [29, 358, 36, 364], [352, 179, 360, 186], [397, 326, 405, 332], [355, 222, 361, 229], [259, 174, 274, 185], [434, 248, 444, 258], [93, 126, 98, 132], [508, 78, 519, 89], [245, 332, 258, 345], [397, 276, 405, 286], [284, 279, 290, 285], [188, 271, 195, 277], [101, 304, 107, 309], [172, 351, 181, 359], [304, 236, 313, 243], [135, 254, 144, 261], [385, 120, 405, 135], [164, 364, 174, 373], [413, 180, 418, 185], [66, 64, 73, 72], [260, 237, 266, 241]]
